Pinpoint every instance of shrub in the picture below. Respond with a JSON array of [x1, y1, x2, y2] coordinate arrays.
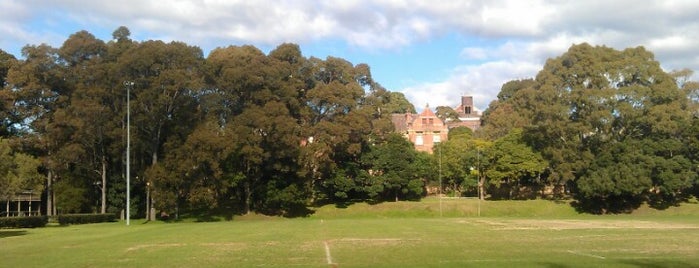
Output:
[[57, 213, 118, 225], [0, 216, 48, 228]]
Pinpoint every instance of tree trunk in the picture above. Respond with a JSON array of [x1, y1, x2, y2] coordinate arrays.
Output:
[[101, 155, 107, 214], [478, 176, 485, 200], [52, 188, 56, 215], [46, 170, 52, 216], [244, 181, 251, 215]]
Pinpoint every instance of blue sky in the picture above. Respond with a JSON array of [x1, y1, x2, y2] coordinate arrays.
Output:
[[2, 1, 698, 111]]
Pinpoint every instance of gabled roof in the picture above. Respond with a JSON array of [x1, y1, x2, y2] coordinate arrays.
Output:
[[419, 106, 437, 117]]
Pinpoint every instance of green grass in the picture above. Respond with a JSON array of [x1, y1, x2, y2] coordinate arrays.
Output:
[[2, 199, 699, 267]]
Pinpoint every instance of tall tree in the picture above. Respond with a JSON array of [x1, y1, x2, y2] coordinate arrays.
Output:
[[480, 79, 536, 140], [520, 44, 695, 212], [0, 49, 18, 137], [6, 44, 69, 215], [384, 92, 416, 114], [57, 30, 115, 213]]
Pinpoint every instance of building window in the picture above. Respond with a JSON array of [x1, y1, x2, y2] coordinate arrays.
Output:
[[465, 106, 472, 114], [428, 118, 434, 125], [422, 118, 427, 124], [415, 134, 423, 145], [433, 133, 441, 143]]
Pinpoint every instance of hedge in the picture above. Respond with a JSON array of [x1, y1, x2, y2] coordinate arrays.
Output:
[[0, 216, 48, 228], [57, 213, 118, 225]]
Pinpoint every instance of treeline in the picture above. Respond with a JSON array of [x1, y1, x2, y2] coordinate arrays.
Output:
[[470, 44, 699, 213], [1, 27, 698, 216], [0, 26, 420, 217]]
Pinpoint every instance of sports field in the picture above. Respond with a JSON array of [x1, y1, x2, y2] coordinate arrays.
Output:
[[2, 199, 698, 267]]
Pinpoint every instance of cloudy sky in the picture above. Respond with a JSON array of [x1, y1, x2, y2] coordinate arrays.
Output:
[[2, 0, 698, 111]]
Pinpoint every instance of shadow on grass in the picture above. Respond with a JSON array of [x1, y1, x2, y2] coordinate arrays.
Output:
[[539, 260, 696, 268], [536, 262, 570, 268], [571, 195, 642, 214], [618, 259, 697, 268], [0, 230, 27, 239]]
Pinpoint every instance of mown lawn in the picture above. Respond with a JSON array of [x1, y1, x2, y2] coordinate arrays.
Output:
[[2, 198, 698, 267]]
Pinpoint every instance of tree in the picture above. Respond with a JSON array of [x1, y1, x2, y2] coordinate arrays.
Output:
[[6, 43, 69, 215], [384, 92, 416, 114], [480, 79, 536, 140], [0, 49, 18, 137], [0, 138, 43, 215], [360, 133, 424, 201], [57, 30, 115, 214], [509, 44, 697, 212], [485, 129, 547, 199], [435, 106, 460, 123]]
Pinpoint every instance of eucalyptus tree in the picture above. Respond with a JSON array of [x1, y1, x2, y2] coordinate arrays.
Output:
[[6, 44, 70, 215], [1, 49, 18, 137], [56, 30, 116, 213]]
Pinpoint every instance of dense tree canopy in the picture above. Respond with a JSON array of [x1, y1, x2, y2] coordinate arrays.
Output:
[[482, 44, 699, 212], [2, 28, 697, 216]]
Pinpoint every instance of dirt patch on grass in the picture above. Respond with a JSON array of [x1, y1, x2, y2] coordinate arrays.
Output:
[[471, 219, 699, 230], [200, 242, 247, 250], [333, 238, 420, 246], [126, 243, 186, 252]]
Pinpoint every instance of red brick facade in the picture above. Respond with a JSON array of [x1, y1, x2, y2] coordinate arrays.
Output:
[[391, 106, 449, 153], [391, 96, 481, 153]]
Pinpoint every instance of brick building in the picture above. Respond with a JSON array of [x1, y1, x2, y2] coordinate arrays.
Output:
[[391, 96, 481, 153], [391, 105, 449, 153], [447, 96, 481, 131]]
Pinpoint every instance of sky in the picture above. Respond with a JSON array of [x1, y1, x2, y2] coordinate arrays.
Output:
[[2, 0, 698, 111]]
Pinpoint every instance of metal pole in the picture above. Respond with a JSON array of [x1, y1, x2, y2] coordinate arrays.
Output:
[[146, 182, 150, 221], [438, 143, 442, 217], [477, 149, 481, 217], [125, 81, 133, 226]]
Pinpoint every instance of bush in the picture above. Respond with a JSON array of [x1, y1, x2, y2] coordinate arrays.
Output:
[[0, 216, 48, 228], [57, 213, 118, 225]]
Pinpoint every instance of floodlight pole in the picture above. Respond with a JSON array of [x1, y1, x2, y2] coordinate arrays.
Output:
[[124, 81, 134, 226], [437, 142, 442, 217], [477, 148, 481, 217]]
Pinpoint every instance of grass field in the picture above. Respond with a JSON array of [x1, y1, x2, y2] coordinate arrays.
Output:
[[2, 198, 699, 267]]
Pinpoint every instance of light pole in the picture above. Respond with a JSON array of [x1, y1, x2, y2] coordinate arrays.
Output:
[[146, 181, 151, 221], [477, 148, 481, 217], [436, 142, 442, 217], [124, 81, 133, 226]]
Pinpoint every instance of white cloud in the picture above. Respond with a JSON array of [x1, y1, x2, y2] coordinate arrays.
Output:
[[402, 59, 542, 111]]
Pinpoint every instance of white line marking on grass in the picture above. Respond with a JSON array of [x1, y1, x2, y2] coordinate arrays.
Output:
[[324, 240, 334, 265], [567, 250, 606, 259]]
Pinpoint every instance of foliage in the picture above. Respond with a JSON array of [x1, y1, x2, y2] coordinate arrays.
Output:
[[56, 213, 118, 225], [485, 128, 547, 199], [0, 138, 43, 202], [435, 105, 460, 123], [360, 133, 425, 201], [0, 215, 48, 228], [3, 28, 699, 216], [481, 43, 698, 212]]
